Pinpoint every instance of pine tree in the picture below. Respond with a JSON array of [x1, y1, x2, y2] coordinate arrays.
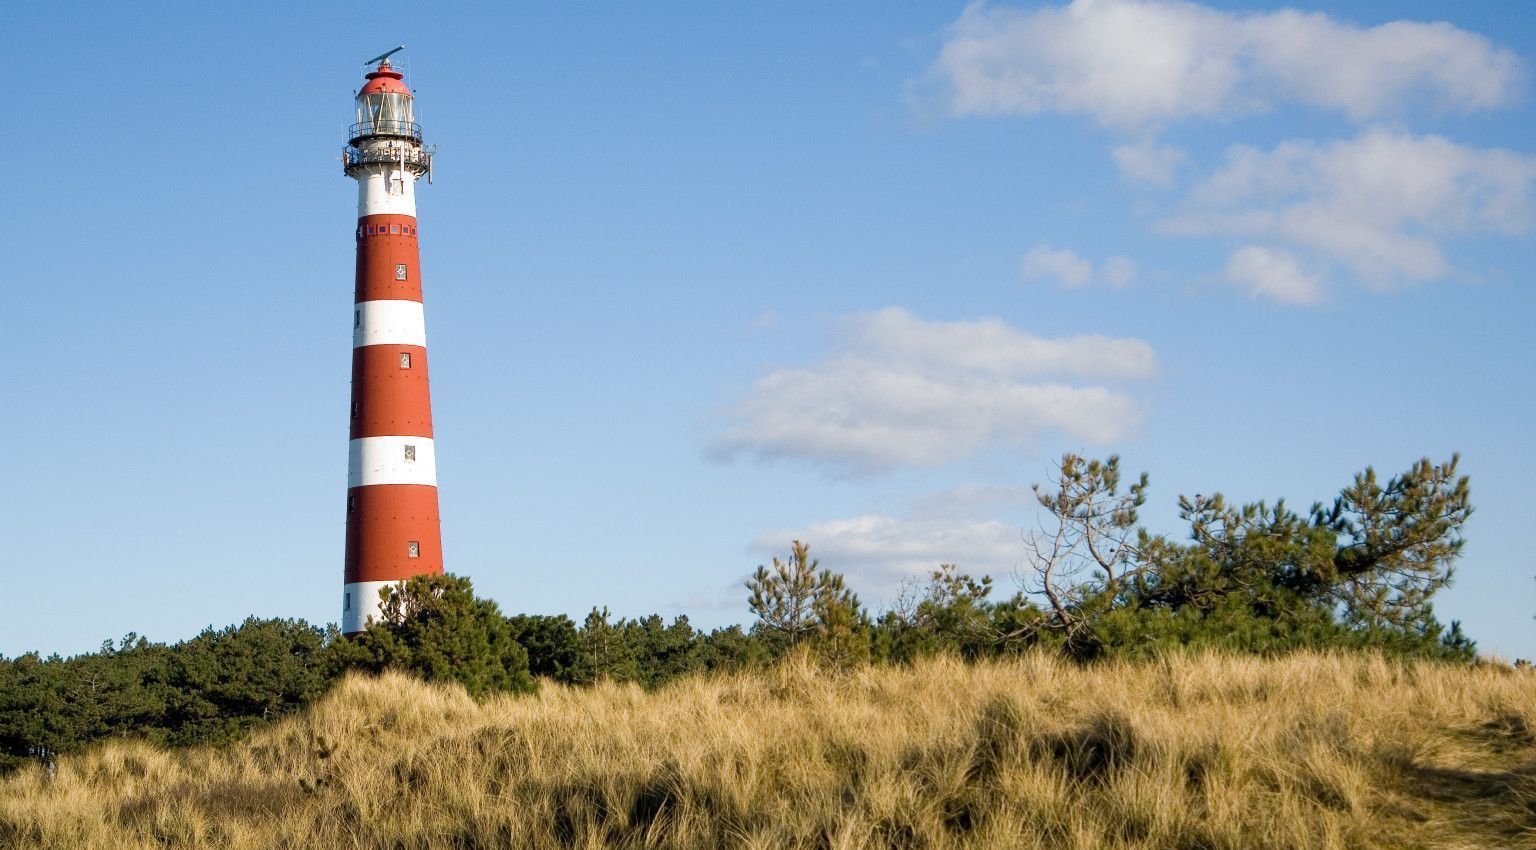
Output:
[[571, 607, 639, 684], [331, 574, 535, 696], [747, 541, 870, 664]]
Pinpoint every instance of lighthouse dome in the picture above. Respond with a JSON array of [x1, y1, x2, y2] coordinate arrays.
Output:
[[359, 62, 411, 97]]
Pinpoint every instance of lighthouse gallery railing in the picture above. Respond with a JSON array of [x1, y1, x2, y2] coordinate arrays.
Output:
[[347, 120, 424, 144]]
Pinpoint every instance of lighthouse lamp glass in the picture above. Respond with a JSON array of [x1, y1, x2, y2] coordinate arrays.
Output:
[[357, 92, 414, 137]]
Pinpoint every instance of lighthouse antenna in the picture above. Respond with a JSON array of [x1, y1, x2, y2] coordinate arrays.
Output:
[[364, 45, 406, 67]]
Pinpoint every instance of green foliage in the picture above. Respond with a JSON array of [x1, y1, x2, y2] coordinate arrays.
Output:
[[745, 541, 823, 647], [1316, 455, 1473, 633], [693, 624, 769, 672], [158, 618, 330, 745], [747, 541, 872, 664], [879, 566, 1010, 662], [569, 606, 640, 684], [621, 614, 708, 687], [0, 652, 84, 772], [505, 614, 580, 681], [1019, 454, 1476, 661], [565, 611, 756, 687], [331, 574, 535, 697], [0, 619, 328, 773]]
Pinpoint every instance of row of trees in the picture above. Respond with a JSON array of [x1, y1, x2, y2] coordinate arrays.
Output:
[[1, 454, 1477, 773], [0, 618, 330, 771], [747, 454, 1477, 664], [0, 579, 775, 772]]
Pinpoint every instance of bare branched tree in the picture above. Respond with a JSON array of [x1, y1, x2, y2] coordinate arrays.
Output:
[[1023, 453, 1148, 636]]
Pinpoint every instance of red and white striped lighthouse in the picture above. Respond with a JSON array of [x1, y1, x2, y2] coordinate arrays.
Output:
[[341, 48, 442, 633]]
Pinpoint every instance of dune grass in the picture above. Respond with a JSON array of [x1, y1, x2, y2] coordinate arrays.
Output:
[[3, 652, 1535, 849]]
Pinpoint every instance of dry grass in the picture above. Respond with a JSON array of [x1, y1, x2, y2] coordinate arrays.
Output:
[[3, 652, 1535, 849]]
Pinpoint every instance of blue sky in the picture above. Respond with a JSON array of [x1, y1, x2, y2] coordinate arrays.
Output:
[[6, 1, 1533, 659]]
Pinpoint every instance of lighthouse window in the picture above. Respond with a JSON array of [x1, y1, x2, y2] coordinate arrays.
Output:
[[390, 225, 400, 235], [354, 309, 361, 329], [407, 540, 420, 558], [399, 351, 412, 369], [395, 263, 407, 280], [404, 444, 416, 462], [351, 401, 360, 418], [366, 225, 376, 236], [344, 592, 351, 612], [348, 493, 357, 512]]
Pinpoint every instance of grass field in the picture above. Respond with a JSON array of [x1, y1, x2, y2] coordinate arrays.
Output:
[[3, 652, 1534, 849]]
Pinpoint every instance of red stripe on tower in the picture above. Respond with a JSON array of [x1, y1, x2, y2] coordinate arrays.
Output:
[[340, 49, 442, 634]]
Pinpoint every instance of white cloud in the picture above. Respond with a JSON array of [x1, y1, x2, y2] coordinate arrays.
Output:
[[1020, 245, 1093, 287], [712, 363, 1136, 473], [1112, 141, 1187, 186], [846, 306, 1156, 380], [1225, 245, 1323, 305], [1164, 130, 1536, 288], [709, 308, 1154, 474], [1021, 246, 1138, 289], [752, 513, 1025, 600], [1242, 12, 1524, 121], [930, 0, 1523, 130]]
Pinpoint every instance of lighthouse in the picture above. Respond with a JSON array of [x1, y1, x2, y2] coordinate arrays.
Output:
[[341, 48, 442, 634]]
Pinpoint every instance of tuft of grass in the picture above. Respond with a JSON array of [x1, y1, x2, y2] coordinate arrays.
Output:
[[3, 651, 1535, 849]]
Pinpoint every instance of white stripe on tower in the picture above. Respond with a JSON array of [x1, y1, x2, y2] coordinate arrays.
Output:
[[348, 436, 438, 487], [342, 580, 402, 636], [353, 300, 428, 347], [356, 171, 417, 217]]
